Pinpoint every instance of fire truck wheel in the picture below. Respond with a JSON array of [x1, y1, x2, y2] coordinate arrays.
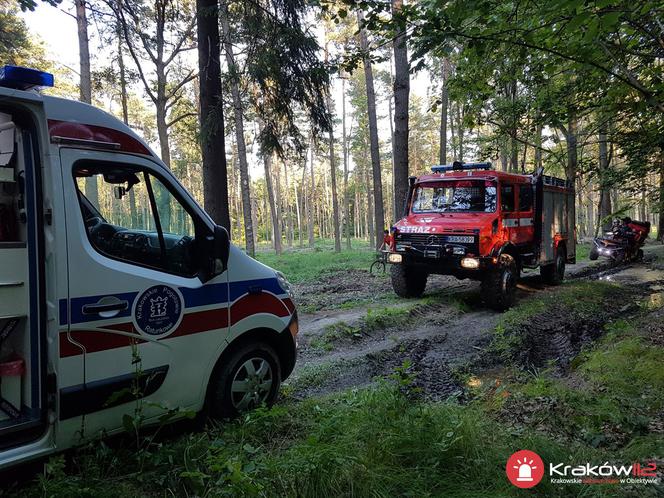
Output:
[[390, 264, 427, 298], [208, 342, 282, 419], [481, 255, 517, 311], [541, 248, 566, 285], [589, 246, 599, 260]]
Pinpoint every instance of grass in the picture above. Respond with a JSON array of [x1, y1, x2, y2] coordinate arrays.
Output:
[[25, 382, 623, 498], [575, 241, 591, 261], [254, 246, 373, 284]]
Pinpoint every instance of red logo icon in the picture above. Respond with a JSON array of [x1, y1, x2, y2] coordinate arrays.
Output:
[[506, 450, 544, 488]]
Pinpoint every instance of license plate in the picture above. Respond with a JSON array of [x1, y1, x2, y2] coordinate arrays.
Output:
[[446, 235, 474, 244]]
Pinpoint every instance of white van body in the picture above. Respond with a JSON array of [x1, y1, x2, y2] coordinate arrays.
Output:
[[0, 73, 298, 470]]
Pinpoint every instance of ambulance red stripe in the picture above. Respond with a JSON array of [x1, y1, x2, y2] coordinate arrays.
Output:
[[59, 293, 292, 357]]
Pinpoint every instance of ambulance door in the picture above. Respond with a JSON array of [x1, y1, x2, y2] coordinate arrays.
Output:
[[60, 148, 229, 436]]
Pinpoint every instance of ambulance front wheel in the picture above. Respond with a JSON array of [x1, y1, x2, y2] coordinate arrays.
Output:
[[208, 342, 282, 418]]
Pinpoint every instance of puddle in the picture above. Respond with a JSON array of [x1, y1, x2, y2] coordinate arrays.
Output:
[[644, 292, 664, 310]]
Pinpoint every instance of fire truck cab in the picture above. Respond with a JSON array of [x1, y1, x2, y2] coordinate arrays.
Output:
[[0, 66, 298, 470], [388, 161, 575, 310]]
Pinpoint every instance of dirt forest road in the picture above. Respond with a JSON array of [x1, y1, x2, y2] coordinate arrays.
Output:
[[286, 245, 664, 400]]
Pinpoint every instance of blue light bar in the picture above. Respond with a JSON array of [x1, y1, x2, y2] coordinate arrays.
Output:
[[432, 161, 492, 173], [0, 66, 54, 90]]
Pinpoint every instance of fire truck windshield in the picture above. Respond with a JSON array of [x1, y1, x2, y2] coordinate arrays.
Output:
[[411, 181, 497, 213]]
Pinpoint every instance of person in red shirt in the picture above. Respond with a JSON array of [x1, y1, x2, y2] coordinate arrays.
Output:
[[379, 228, 393, 252]]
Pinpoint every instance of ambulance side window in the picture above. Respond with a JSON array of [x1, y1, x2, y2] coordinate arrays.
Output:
[[74, 163, 198, 276], [519, 185, 533, 212], [500, 185, 515, 213]]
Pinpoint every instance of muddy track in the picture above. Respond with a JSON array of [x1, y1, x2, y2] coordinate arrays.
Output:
[[286, 246, 664, 401]]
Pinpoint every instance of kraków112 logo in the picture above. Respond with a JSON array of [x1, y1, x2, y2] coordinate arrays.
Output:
[[506, 450, 545, 488]]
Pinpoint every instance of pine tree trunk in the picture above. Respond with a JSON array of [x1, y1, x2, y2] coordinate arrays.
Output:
[[283, 161, 293, 248], [364, 141, 375, 247], [294, 175, 302, 247], [220, 4, 255, 255], [322, 40, 341, 252], [534, 123, 542, 169], [76, 0, 99, 206], [598, 122, 612, 232], [264, 153, 282, 254], [308, 140, 315, 247], [342, 77, 351, 250], [392, 0, 410, 222], [658, 158, 664, 242], [76, 0, 91, 104], [439, 58, 448, 165], [116, 26, 138, 227], [565, 111, 578, 183], [197, 0, 231, 230], [457, 103, 465, 163], [358, 11, 385, 249]]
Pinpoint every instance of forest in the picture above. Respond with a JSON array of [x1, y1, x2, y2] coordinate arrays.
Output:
[[3, 0, 663, 254]]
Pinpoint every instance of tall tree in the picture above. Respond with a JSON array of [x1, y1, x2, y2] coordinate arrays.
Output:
[[114, 0, 197, 170], [392, 0, 410, 219], [598, 120, 612, 232], [357, 10, 385, 248], [75, 0, 99, 206], [197, 0, 231, 230], [326, 92, 342, 252], [438, 58, 449, 165], [341, 75, 351, 249], [263, 152, 282, 254], [220, 1, 255, 254]]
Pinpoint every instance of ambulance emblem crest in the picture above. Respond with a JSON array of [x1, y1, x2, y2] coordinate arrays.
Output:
[[134, 285, 183, 336]]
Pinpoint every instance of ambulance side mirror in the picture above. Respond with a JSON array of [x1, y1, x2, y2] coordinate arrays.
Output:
[[212, 224, 230, 274]]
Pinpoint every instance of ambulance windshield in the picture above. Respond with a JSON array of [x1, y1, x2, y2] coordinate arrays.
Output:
[[411, 180, 497, 213]]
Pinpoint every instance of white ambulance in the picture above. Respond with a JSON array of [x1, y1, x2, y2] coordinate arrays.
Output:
[[0, 66, 298, 469]]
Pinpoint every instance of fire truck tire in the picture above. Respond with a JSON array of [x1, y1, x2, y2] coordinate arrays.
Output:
[[208, 342, 282, 419], [589, 246, 599, 260], [481, 255, 517, 311], [390, 264, 427, 298], [541, 248, 565, 285]]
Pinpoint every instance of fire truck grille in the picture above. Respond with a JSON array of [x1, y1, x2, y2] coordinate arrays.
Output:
[[396, 233, 479, 254]]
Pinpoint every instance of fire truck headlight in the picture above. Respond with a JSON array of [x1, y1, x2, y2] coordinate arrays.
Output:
[[461, 257, 480, 269], [388, 253, 403, 263]]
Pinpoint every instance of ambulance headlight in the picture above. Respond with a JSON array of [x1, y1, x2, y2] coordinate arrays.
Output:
[[276, 271, 294, 298], [461, 257, 480, 269], [388, 253, 403, 263]]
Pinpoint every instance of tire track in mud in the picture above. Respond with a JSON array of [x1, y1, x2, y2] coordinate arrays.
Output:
[[287, 247, 664, 401]]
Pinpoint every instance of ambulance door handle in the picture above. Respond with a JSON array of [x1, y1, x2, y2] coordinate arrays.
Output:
[[82, 300, 128, 317]]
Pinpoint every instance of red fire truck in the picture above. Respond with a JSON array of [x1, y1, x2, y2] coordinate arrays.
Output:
[[387, 162, 576, 310]]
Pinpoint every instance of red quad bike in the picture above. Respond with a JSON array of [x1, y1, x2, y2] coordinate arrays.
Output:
[[589, 218, 650, 264], [386, 161, 576, 311]]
